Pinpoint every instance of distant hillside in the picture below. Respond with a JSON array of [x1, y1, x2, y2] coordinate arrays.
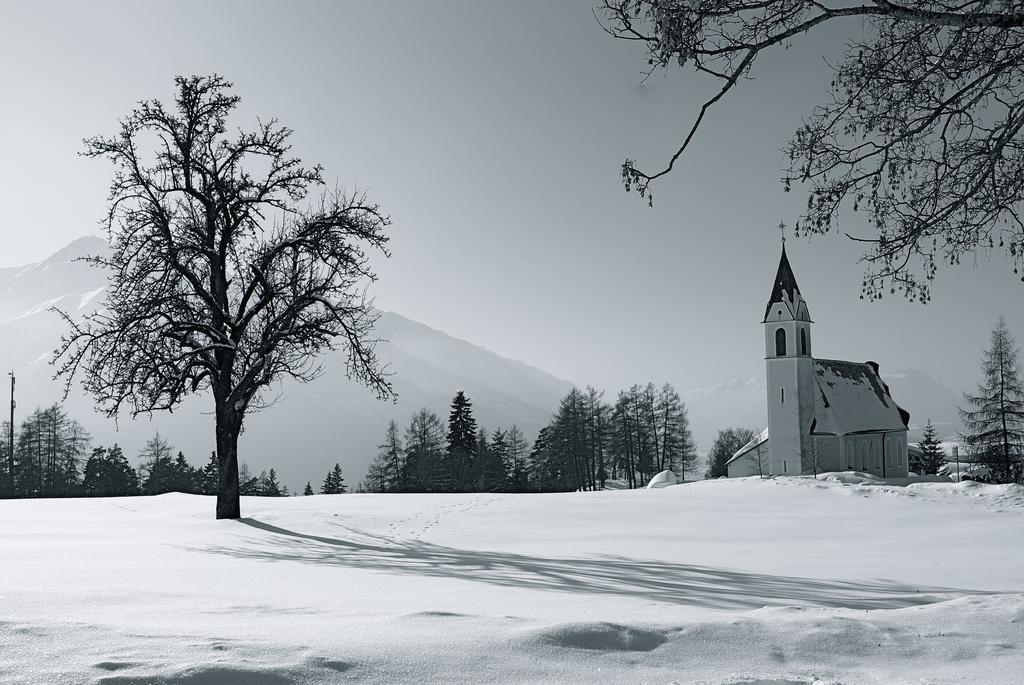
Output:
[[0, 237, 967, 488], [879, 368, 964, 441], [0, 238, 574, 491], [682, 376, 768, 449]]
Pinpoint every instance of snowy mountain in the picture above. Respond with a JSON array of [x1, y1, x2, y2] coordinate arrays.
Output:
[[879, 367, 964, 440], [0, 235, 111, 323], [0, 238, 574, 490], [682, 376, 768, 449]]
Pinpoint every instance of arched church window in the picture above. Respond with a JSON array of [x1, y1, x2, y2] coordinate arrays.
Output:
[[775, 328, 786, 356], [780, 387, 785, 404], [800, 328, 807, 356]]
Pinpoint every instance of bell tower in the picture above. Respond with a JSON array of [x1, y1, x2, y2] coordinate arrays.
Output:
[[763, 243, 815, 474]]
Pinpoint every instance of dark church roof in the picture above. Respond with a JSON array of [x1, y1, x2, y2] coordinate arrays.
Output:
[[763, 244, 805, 322], [811, 359, 910, 435]]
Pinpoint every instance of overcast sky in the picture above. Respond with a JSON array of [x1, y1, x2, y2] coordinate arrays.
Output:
[[1, 0, 1020, 394]]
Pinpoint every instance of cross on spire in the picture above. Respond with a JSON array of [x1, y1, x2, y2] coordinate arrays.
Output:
[[778, 220, 786, 244]]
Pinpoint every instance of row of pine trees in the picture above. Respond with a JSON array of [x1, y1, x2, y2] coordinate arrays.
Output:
[[5, 318, 1019, 495], [0, 406, 292, 498], [361, 383, 698, 493]]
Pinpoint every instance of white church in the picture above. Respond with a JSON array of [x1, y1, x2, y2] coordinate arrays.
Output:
[[726, 245, 911, 478]]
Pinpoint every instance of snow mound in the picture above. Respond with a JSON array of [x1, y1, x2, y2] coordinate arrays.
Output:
[[760, 472, 1024, 513], [818, 471, 886, 486], [94, 655, 355, 684], [96, 666, 294, 684], [528, 621, 667, 652], [724, 675, 819, 679], [646, 470, 678, 489], [906, 480, 1024, 510]]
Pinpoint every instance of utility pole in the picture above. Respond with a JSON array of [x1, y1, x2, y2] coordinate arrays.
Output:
[[8, 372, 14, 497]]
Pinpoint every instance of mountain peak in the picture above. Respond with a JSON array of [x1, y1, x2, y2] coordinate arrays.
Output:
[[41, 235, 109, 265]]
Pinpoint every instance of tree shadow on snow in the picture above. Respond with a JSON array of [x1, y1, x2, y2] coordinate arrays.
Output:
[[192, 518, 993, 611]]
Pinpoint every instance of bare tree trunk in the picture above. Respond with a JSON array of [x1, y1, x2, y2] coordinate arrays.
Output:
[[215, 401, 241, 520]]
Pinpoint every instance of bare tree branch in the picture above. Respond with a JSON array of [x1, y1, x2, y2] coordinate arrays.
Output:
[[602, 0, 1024, 299]]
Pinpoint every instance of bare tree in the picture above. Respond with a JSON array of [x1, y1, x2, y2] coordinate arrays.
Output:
[[801, 439, 825, 479], [54, 75, 393, 519], [601, 1, 1024, 300], [745, 441, 769, 479]]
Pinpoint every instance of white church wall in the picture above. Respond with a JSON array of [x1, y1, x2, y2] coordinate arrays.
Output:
[[807, 435, 841, 473], [837, 432, 910, 478], [885, 432, 910, 477], [727, 456, 762, 478], [766, 356, 815, 475]]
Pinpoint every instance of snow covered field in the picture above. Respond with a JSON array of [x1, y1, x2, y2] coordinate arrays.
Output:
[[2, 476, 1023, 684]]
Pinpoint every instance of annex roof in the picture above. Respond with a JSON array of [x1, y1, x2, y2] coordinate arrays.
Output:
[[726, 426, 769, 465]]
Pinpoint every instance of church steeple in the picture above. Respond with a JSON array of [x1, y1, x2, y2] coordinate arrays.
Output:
[[763, 244, 811, 323], [763, 241, 815, 476]]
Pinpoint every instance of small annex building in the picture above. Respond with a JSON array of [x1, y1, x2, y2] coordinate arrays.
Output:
[[726, 246, 911, 478]]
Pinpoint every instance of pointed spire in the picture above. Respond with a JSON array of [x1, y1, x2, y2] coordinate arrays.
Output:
[[763, 244, 805, 322]]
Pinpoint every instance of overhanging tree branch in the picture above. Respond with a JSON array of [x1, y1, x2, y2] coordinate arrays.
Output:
[[603, 0, 1024, 300]]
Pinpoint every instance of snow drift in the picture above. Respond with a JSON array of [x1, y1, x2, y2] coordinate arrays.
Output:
[[2, 476, 1022, 683]]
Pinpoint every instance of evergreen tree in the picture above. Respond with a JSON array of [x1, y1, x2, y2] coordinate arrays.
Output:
[[12, 404, 89, 497], [527, 426, 555, 492], [366, 420, 403, 493], [13, 409, 43, 497], [139, 433, 175, 494], [656, 384, 699, 480], [545, 388, 590, 491], [403, 408, 447, 492], [610, 386, 654, 489], [303, 481, 314, 496], [446, 390, 478, 491], [539, 386, 613, 492], [506, 424, 530, 492], [82, 446, 108, 497], [960, 317, 1024, 483], [83, 444, 140, 496], [364, 459, 387, 493], [322, 463, 347, 494], [170, 452, 201, 493], [59, 419, 90, 496], [531, 383, 695, 491], [706, 428, 757, 479], [333, 464, 347, 493], [1, 419, 11, 498], [584, 386, 611, 491], [201, 452, 219, 495], [108, 445, 139, 495], [262, 468, 282, 496], [917, 420, 947, 475], [476, 428, 508, 492], [238, 463, 260, 495]]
